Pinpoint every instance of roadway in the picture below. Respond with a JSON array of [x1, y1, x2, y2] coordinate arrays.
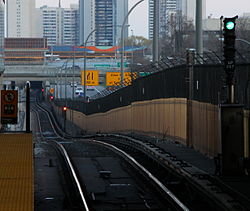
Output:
[[46, 84, 105, 100]]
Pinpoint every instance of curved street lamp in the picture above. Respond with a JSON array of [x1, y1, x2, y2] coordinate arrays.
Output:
[[120, 0, 145, 85], [236, 38, 250, 46]]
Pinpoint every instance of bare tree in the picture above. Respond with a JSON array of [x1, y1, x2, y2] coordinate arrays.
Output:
[[160, 12, 195, 57], [123, 35, 152, 65], [203, 30, 221, 53]]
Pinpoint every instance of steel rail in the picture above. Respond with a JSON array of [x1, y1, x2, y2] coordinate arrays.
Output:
[[97, 133, 248, 210], [34, 100, 70, 138], [53, 141, 90, 211], [35, 101, 189, 210], [33, 103, 90, 211], [35, 101, 193, 210], [91, 139, 189, 211], [34, 101, 249, 210]]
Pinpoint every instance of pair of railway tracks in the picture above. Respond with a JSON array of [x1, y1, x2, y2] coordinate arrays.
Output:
[[34, 98, 250, 211], [93, 134, 250, 211], [33, 100, 189, 210]]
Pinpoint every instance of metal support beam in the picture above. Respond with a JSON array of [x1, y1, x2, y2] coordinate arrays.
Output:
[[26, 81, 30, 133], [153, 0, 159, 62], [186, 49, 195, 147], [195, 0, 203, 57]]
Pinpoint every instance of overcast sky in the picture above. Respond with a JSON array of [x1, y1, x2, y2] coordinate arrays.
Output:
[[36, 0, 250, 38]]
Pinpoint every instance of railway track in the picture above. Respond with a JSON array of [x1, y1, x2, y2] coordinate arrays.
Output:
[[33, 104, 91, 211], [88, 134, 250, 211], [33, 100, 189, 210], [35, 99, 250, 210]]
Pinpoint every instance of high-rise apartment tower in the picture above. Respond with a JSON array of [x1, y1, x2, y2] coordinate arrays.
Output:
[[37, 4, 79, 46], [0, 0, 4, 71], [177, 0, 206, 22], [79, 0, 128, 46], [148, 0, 177, 39], [6, 0, 37, 37], [148, 0, 206, 39]]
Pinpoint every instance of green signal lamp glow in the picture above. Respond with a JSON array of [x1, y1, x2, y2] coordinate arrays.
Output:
[[225, 21, 235, 30]]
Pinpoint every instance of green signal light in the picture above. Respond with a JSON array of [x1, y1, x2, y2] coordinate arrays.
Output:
[[226, 21, 235, 30]]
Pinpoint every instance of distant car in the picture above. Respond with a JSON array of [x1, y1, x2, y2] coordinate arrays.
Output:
[[70, 82, 78, 87], [70, 65, 80, 70], [86, 86, 95, 91], [75, 87, 83, 96]]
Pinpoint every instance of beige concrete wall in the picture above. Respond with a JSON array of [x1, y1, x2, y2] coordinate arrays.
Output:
[[53, 98, 225, 158], [62, 98, 188, 143], [0, 74, 2, 130], [0, 89, 1, 130], [191, 101, 220, 157], [244, 110, 250, 157]]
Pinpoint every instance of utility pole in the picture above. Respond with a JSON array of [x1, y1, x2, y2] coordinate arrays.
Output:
[[195, 0, 203, 58], [186, 49, 195, 147], [153, 0, 159, 62]]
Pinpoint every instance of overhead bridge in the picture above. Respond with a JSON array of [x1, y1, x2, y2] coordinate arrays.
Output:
[[2, 66, 81, 82]]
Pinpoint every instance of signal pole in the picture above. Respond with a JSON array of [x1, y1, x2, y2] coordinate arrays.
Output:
[[223, 16, 238, 103], [220, 16, 245, 176]]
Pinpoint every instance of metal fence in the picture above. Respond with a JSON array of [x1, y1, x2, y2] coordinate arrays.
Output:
[[55, 51, 250, 115], [87, 49, 250, 100]]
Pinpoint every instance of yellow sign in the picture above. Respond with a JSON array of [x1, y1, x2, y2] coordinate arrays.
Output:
[[106, 72, 138, 86], [124, 72, 132, 85], [81, 70, 99, 86], [106, 72, 121, 86]]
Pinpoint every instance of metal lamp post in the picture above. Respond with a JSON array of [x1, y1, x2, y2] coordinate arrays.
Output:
[[63, 61, 69, 101], [59, 60, 68, 100], [236, 39, 250, 61], [72, 46, 76, 101], [153, 0, 159, 62], [120, 0, 145, 85], [195, 0, 203, 57], [60, 67, 63, 99], [236, 38, 250, 46], [55, 67, 60, 99], [83, 29, 97, 104], [131, 29, 134, 65], [64, 67, 68, 100]]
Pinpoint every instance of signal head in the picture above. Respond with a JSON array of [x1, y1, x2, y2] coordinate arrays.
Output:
[[63, 106, 67, 111], [225, 21, 235, 30], [223, 16, 238, 31]]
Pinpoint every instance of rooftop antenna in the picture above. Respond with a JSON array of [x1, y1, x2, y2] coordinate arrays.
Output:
[[59, 0, 61, 8]]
